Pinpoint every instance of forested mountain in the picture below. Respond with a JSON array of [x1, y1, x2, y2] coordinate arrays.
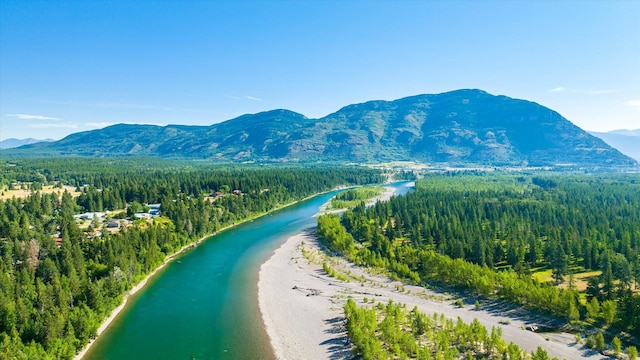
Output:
[[0, 158, 383, 358], [589, 129, 640, 162], [4, 90, 636, 167]]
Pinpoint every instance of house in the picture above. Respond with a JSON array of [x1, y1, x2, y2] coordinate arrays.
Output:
[[74, 212, 106, 221], [147, 203, 161, 217], [233, 189, 242, 195]]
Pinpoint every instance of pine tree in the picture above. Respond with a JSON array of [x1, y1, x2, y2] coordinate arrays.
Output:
[[612, 336, 621, 355]]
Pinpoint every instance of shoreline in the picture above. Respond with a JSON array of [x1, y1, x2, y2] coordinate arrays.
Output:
[[74, 186, 347, 360], [257, 186, 606, 360], [73, 241, 195, 359], [257, 233, 607, 360], [257, 186, 398, 359], [317, 183, 398, 215]]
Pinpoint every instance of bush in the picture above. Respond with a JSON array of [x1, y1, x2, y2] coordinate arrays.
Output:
[[585, 334, 596, 349]]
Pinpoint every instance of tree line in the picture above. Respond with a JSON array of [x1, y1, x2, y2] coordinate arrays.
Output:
[[318, 173, 640, 350], [0, 158, 384, 359]]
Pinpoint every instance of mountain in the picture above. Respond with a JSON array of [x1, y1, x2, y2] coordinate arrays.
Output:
[[3, 90, 637, 168], [608, 129, 640, 137], [589, 129, 640, 162], [0, 138, 54, 149]]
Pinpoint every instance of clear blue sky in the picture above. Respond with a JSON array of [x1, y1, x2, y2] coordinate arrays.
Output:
[[1, 0, 639, 140]]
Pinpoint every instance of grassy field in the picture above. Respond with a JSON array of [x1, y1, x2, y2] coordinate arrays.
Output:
[[531, 267, 601, 292], [0, 184, 81, 200]]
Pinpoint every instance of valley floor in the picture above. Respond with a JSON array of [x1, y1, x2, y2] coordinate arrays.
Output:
[[258, 231, 612, 360]]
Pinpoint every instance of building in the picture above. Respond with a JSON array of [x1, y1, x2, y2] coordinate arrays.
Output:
[[74, 212, 106, 221], [147, 203, 161, 217]]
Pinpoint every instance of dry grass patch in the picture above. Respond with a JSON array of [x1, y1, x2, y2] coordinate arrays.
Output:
[[532, 268, 601, 291], [0, 185, 80, 200]]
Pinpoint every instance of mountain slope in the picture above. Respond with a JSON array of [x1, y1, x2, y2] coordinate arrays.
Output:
[[3, 90, 636, 167], [0, 138, 54, 149], [589, 129, 640, 162]]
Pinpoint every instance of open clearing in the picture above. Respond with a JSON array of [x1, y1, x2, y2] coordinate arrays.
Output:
[[0, 185, 80, 200]]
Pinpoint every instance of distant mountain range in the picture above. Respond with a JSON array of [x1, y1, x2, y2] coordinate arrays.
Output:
[[589, 129, 640, 162], [0, 138, 54, 149], [2, 89, 637, 168]]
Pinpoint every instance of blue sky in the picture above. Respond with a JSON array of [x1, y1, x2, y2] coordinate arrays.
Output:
[[1, 0, 639, 140]]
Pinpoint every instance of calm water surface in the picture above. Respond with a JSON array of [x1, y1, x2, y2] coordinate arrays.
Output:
[[84, 182, 413, 360]]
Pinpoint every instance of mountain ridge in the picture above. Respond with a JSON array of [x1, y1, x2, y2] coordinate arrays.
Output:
[[3, 89, 637, 168], [0, 138, 54, 149], [589, 129, 640, 162]]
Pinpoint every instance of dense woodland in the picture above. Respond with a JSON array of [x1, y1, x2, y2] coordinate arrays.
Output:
[[318, 173, 640, 355], [0, 158, 384, 359]]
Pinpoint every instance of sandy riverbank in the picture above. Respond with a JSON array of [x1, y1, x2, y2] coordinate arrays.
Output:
[[258, 211, 608, 359]]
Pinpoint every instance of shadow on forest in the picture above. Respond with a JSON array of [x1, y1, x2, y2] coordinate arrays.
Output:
[[423, 284, 566, 331], [476, 299, 564, 330]]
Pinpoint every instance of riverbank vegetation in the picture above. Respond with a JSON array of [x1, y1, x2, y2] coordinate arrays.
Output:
[[344, 298, 558, 359], [319, 172, 640, 355], [0, 158, 384, 359], [327, 186, 384, 210]]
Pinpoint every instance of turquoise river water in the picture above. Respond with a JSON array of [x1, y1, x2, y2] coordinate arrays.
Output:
[[84, 182, 412, 360]]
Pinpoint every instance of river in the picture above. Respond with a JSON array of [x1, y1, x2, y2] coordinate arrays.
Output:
[[83, 182, 413, 360]]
